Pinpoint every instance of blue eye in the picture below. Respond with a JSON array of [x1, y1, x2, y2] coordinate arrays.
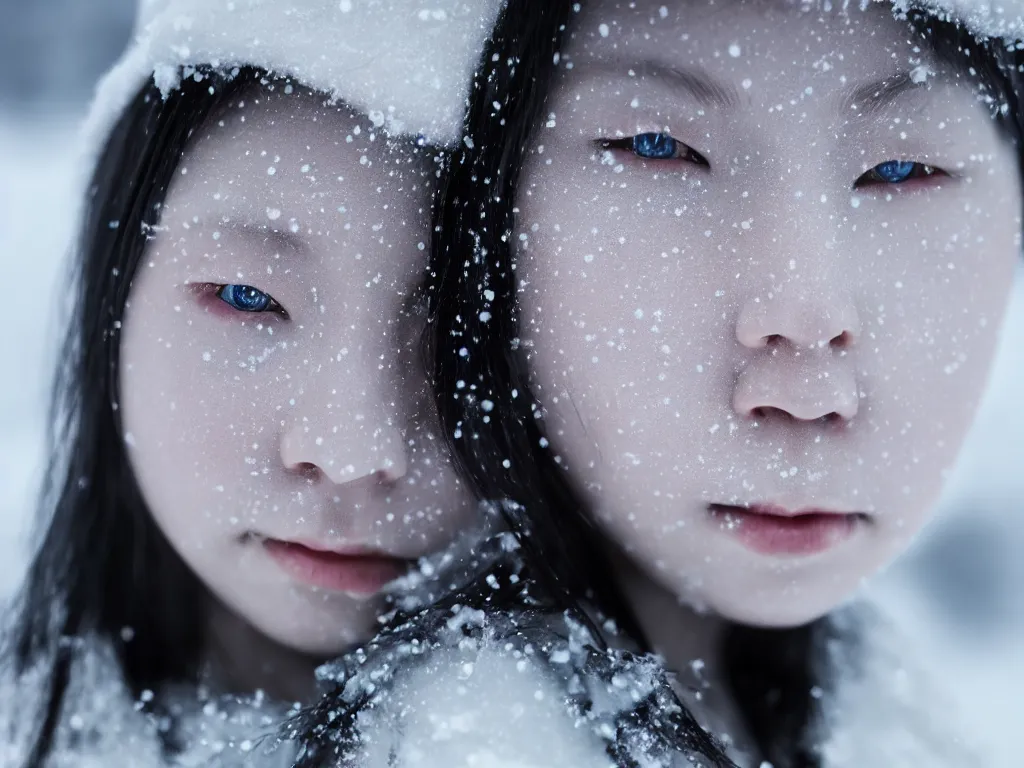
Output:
[[633, 132, 680, 159], [857, 160, 942, 187], [216, 284, 280, 313], [874, 160, 915, 183], [598, 133, 709, 167]]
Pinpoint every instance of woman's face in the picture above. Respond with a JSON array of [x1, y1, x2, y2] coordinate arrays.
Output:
[[120, 85, 476, 656], [516, 0, 1021, 626]]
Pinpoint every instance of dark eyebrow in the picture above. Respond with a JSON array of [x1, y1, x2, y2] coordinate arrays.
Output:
[[583, 60, 944, 119], [581, 58, 739, 109], [839, 71, 937, 118]]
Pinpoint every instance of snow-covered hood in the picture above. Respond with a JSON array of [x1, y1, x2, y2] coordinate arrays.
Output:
[[84, 0, 503, 153]]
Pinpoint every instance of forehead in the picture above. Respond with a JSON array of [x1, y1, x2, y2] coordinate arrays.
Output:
[[567, 0, 941, 89], [167, 84, 429, 212]]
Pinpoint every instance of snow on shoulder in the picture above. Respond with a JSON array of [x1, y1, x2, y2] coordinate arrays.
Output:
[[358, 632, 612, 767], [285, 532, 731, 767]]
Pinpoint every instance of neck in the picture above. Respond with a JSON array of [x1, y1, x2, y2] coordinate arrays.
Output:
[[613, 552, 752, 756], [203, 597, 324, 705], [614, 552, 725, 677]]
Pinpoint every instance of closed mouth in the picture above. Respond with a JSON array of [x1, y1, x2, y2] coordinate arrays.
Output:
[[261, 537, 413, 594], [708, 503, 866, 556], [715, 502, 868, 520]]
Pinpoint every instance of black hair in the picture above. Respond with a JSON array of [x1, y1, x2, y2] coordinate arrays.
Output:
[[285, 3, 738, 767], [4, 65, 274, 768], [417, 2, 1024, 768]]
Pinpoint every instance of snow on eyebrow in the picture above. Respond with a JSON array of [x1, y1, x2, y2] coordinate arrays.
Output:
[[840, 69, 947, 118], [572, 57, 740, 109]]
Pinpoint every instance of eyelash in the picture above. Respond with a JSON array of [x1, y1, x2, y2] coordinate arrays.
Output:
[[598, 133, 710, 167], [598, 132, 948, 189], [853, 160, 945, 188], [204, 283, 289, 318]]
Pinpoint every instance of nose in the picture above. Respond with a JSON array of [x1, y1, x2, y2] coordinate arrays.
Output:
[[735, 287, 860, 350], [733, 286, 861, 423], [732, 356, 860, 422], [279, 376, 408, 487]]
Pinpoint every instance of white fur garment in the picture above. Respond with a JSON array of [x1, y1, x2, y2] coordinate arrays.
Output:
[[86, 0, 503, 151]]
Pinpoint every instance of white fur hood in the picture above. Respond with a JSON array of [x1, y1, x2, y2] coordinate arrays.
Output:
[[83, 0, 503, 158]]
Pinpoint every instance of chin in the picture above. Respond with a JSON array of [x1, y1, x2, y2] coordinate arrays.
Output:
[[252, 606, 383, 658], [708, 587, 858, 629]]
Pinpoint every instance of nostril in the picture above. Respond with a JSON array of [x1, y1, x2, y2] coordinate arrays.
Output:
[[372, 466, 402, 487], [830, 330, 853, 349], [762, 334, 784, 347], [289, 462, 321, 481], [751, 405, 791, 422], [749, 407, 847, 424]]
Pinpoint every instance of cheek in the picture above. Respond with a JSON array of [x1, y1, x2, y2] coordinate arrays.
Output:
[[119, 282, 299, 536], [856, 194, 1018, 418], [518, 207, 737, 521], [518, 167, 734, 411]]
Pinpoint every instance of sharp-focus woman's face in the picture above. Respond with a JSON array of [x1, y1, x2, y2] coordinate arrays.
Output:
[[120, 86, 476, 656], [516, 0, 1021, 626]]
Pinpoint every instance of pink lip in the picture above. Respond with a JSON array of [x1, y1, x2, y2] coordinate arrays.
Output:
[[709, 503, 862, 556], [262, 538, 410, 594]]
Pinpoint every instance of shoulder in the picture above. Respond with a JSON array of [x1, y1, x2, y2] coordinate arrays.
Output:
[[357, 639, 612, 768], [818, 599, 986, 768], [0, 635, 165, 767]]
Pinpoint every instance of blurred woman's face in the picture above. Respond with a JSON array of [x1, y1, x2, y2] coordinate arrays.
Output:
[[515, 0, 1021, 626], [120, 85, 476, 656]]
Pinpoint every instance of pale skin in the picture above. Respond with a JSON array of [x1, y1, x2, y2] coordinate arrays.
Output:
[[119, 85, 476, 702], [516, 0, 1021, 754]]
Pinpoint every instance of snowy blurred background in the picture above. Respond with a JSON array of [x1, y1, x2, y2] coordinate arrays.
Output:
[[0, 0, 134, 593], [0, 0, 1019, 762]]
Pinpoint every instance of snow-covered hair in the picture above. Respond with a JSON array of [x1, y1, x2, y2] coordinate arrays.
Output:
[[900, 0, 1024, 38]]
